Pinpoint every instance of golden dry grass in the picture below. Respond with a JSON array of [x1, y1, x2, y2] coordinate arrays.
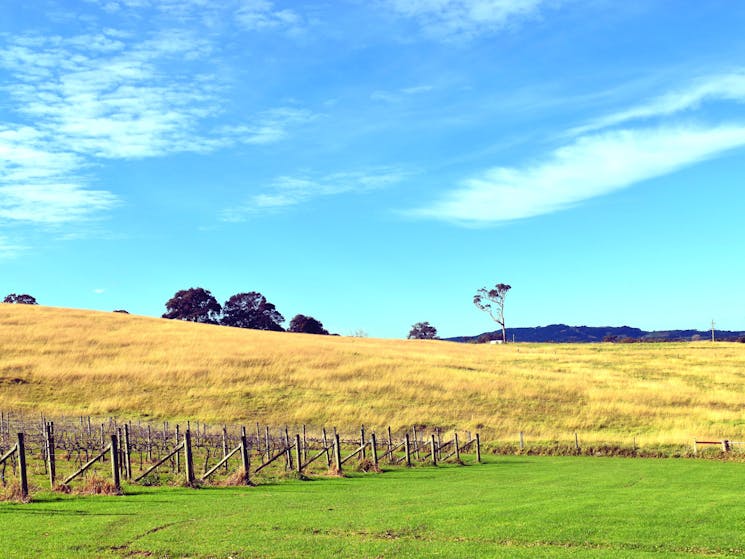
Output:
[[2, 304, 745, 445]]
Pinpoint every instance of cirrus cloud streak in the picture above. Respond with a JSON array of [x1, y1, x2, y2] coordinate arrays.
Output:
[[408, 124, 745, 225], [409, 72, 745, 225]]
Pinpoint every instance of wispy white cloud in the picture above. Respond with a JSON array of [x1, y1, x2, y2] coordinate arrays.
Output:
[[1, 30, 220, 159], [370, 90, 401, 103], [0, 27, 315, 228], [0, 182, 120, 224], [409, 71, 745, 225], [572, 72, 745, 135], [401, 84, 434, 95], [384, 0, 549, 39], [0, 124, 119, 224], [215, 108, 318, 145], [0, 29, 216, 226], [222, 168, 407, 221], [0, 126, 80, 182], [83, 0, 305, 32], [0, 235, 28, 259], [370, 84, 434, 103], [235, 0, 303, 32], [408, 125, 745, 225]]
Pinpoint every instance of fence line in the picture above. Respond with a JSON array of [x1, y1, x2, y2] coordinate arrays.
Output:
[[0, 413, 482, 502]]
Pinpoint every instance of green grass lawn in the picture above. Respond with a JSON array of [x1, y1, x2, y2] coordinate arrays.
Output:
[[2, 455, 744, 558]]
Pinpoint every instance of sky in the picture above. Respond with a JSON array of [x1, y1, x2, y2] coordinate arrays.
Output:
[[1, 0, 744, 339]]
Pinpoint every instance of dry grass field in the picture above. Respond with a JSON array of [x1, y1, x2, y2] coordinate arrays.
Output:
[[2, 304, 745, 446]]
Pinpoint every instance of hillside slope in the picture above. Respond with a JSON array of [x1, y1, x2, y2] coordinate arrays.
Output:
[[2, 305, 745, 445]]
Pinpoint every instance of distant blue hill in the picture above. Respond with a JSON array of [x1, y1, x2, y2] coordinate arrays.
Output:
[[446, 324, 745, 343]]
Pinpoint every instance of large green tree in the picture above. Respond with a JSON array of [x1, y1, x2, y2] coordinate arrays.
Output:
[[288, 314, 329, 335], [221, 292, 285, 331], [162, 287, 222, 324], [408, 321, 438, 339]]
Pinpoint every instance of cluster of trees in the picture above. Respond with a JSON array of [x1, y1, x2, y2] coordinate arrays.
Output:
[[162, 287, 330, 335], [4, 282, 515, 343], [3, 293, 38, 304], [408, 321, 438, 339], [408, 280, 510, 341]]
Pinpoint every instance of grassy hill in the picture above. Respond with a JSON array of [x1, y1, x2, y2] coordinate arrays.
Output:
[[2, 304, 745, 446]]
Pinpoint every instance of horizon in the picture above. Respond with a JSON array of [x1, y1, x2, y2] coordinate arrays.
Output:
[[5, 301, 742, 342], [2, 1, 744, 339]]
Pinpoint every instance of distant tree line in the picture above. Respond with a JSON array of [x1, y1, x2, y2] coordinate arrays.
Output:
[[2, 289, 439, 340], [161, 287, 331, 335], [3, 293, 38, 304]]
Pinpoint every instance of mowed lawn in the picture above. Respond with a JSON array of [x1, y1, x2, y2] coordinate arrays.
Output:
[[2, 455, 744, 558]]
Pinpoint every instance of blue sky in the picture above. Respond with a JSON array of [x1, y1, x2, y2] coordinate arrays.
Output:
[[1, 0, 744, 338]]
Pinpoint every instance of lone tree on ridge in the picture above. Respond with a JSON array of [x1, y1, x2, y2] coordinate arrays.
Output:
[[221, 292, 285, 331], [162, 287, 222, 324], [3, 293, 38, 304], [288, 314, 329, 335], [474, 283, 511, 342], [408, 321, 438, 339]]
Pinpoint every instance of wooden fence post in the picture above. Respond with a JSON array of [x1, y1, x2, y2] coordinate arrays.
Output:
[[265, 426, 271, 462], [454, 433, 460, 462], [184, 429, 195, 486], [123, 423, 132, 480], [519, 431, 524, 451], [404, 433, 412, 467], [284, 427, 293, 470], [412, 427, 420, 460], [39, 417, 47, 476], [322, 427, 331, 467], [147, 425, 152, 461], [222, 425, 229, 472], [360, 425, 366, 459], [46, 422, 56, 488], [303, 424, 308, 462], [333, 433, 342, 473], [476, 433, 481, 463], [295, 434, 302, 473], [175, 425, 181, 473], [117, 427, 124, 477], [110, 434, 121, 492], [240, 434, 251, 485], [430, 434, 437, 466], [387, 426, 393, 455], [371, 433, 379, 468], [17, 433, 28, 500], [574, 432, 580, 454]]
